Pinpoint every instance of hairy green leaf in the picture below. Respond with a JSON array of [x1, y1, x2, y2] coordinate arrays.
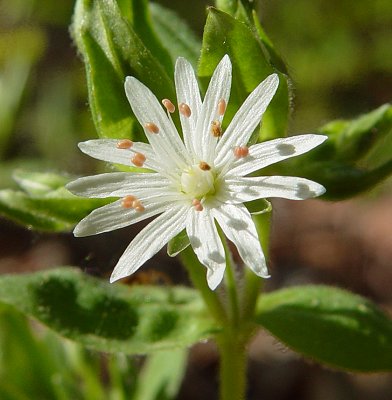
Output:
[[133, 349, 187, 400], [71, 0, 175, 140], [167, 229, 190, 258], [121, 0, 173, 75], [0, 268, 217, 355], [0, 304, 138, 399], [0, 171, 108, 231], [273, 104, 392, 199], [150, 3, 201, 68], [256, 285, 392, 372], [199, 7, 290, 140], [0, 28, 46, 157]]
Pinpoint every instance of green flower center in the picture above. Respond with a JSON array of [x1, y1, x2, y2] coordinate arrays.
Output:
[[181, 165, 215, 198]]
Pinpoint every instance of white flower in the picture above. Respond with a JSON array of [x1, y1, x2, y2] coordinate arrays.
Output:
[[67, 55, 327, 290]]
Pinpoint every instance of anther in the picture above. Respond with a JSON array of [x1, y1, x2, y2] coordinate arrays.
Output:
[[211, 120, 222, 137], [199, 161, 211, 171], [192, 199, 203, 212], [132, 199, 145, 212], [233, 146, 249, 158], [162, 99, 175, 113], [116, 139, 133, 149], [121, 195, 136, 208], [179, 103, 191, 118], [218, 99, 226, 116], [145, 122, 159, 134], [131, 152, 146, 167]]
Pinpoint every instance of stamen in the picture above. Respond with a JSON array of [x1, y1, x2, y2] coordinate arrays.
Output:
[[199, 161, 211, 171], [144, 122, 159, 134], [218, 98, 226, 116], [179, 103, 192, 118], [162, 98, 175, 113], [132, 199, 145, 212], [192, 199, 203, 212], [121, 195, 136, 208], [116, 139, 133, 149], [131, 152, 146, 167], [233, 146, 249, 158], [211, 120, 222, 137]]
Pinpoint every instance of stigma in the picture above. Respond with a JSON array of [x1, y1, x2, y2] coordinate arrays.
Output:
[[181, 164, 215, 198]]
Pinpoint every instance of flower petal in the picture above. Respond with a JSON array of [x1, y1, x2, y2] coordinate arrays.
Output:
[[78, 139, 163, 172], [125, 77, 191, 169], [219, 176, 326, 203], [186, 208, 226, 290], [227, 134, 328, 177], [215, 73, 279, 169], [212, 203, 269, 278], [175, 57, 202, 160], [196, 55, 232, 164], [73, 197, 176, 237], [67, 172, 172, 198], [110, 205, 189, 282]]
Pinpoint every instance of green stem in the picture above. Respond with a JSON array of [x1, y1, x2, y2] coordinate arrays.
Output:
[[180, 247, 228, 325], [220, 230, 240, 327], [217, 331, 248, 400], [242, 211, 271, 322]]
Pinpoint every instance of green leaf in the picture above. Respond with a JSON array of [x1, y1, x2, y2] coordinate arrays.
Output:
[[273, 104, 392, 199], [133, 349, 187, 400], [251, 11, 288, 75], [255, 285, 392, 372], [150, 3, 201, 68], [199, 7, 290, 140], [319, 103, 392, 163], [0, 304, 59, 399], [167, 229, 190, 257], [0, 171, 108, 231], [71, 0, 175, 140], [13, 171, 70, 196], [0, 268, 218, 355], [119, 0, 173, 75], [0, 304, 138, 399], [0, 28, 46, 157]]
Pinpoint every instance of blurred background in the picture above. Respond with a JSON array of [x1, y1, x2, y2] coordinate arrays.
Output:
[[0, 0, 391, 399]]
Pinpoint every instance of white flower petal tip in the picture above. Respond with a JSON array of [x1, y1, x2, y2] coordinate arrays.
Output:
[[265, 73, 279, 92], [73, 222, 91, 238], [206, 267, 226, 290], [109, 271, 124, 284], [70, 55, 326, 290]]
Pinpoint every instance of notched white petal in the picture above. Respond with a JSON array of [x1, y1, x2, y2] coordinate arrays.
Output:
[[66, 172, 172, 199], [110, 205, 189, 283], [212, 203, 269, 278], [78, 139, 163, 172], [175, 57, 202, 158], [186, 209, 226, 290], [196, 55, 232, 163], [229, 134, 328, 177], [124, 77, 190, 169], [73, 198, 173, 237], [221, 176, 326, 203], [215, 73, 279, 168]]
